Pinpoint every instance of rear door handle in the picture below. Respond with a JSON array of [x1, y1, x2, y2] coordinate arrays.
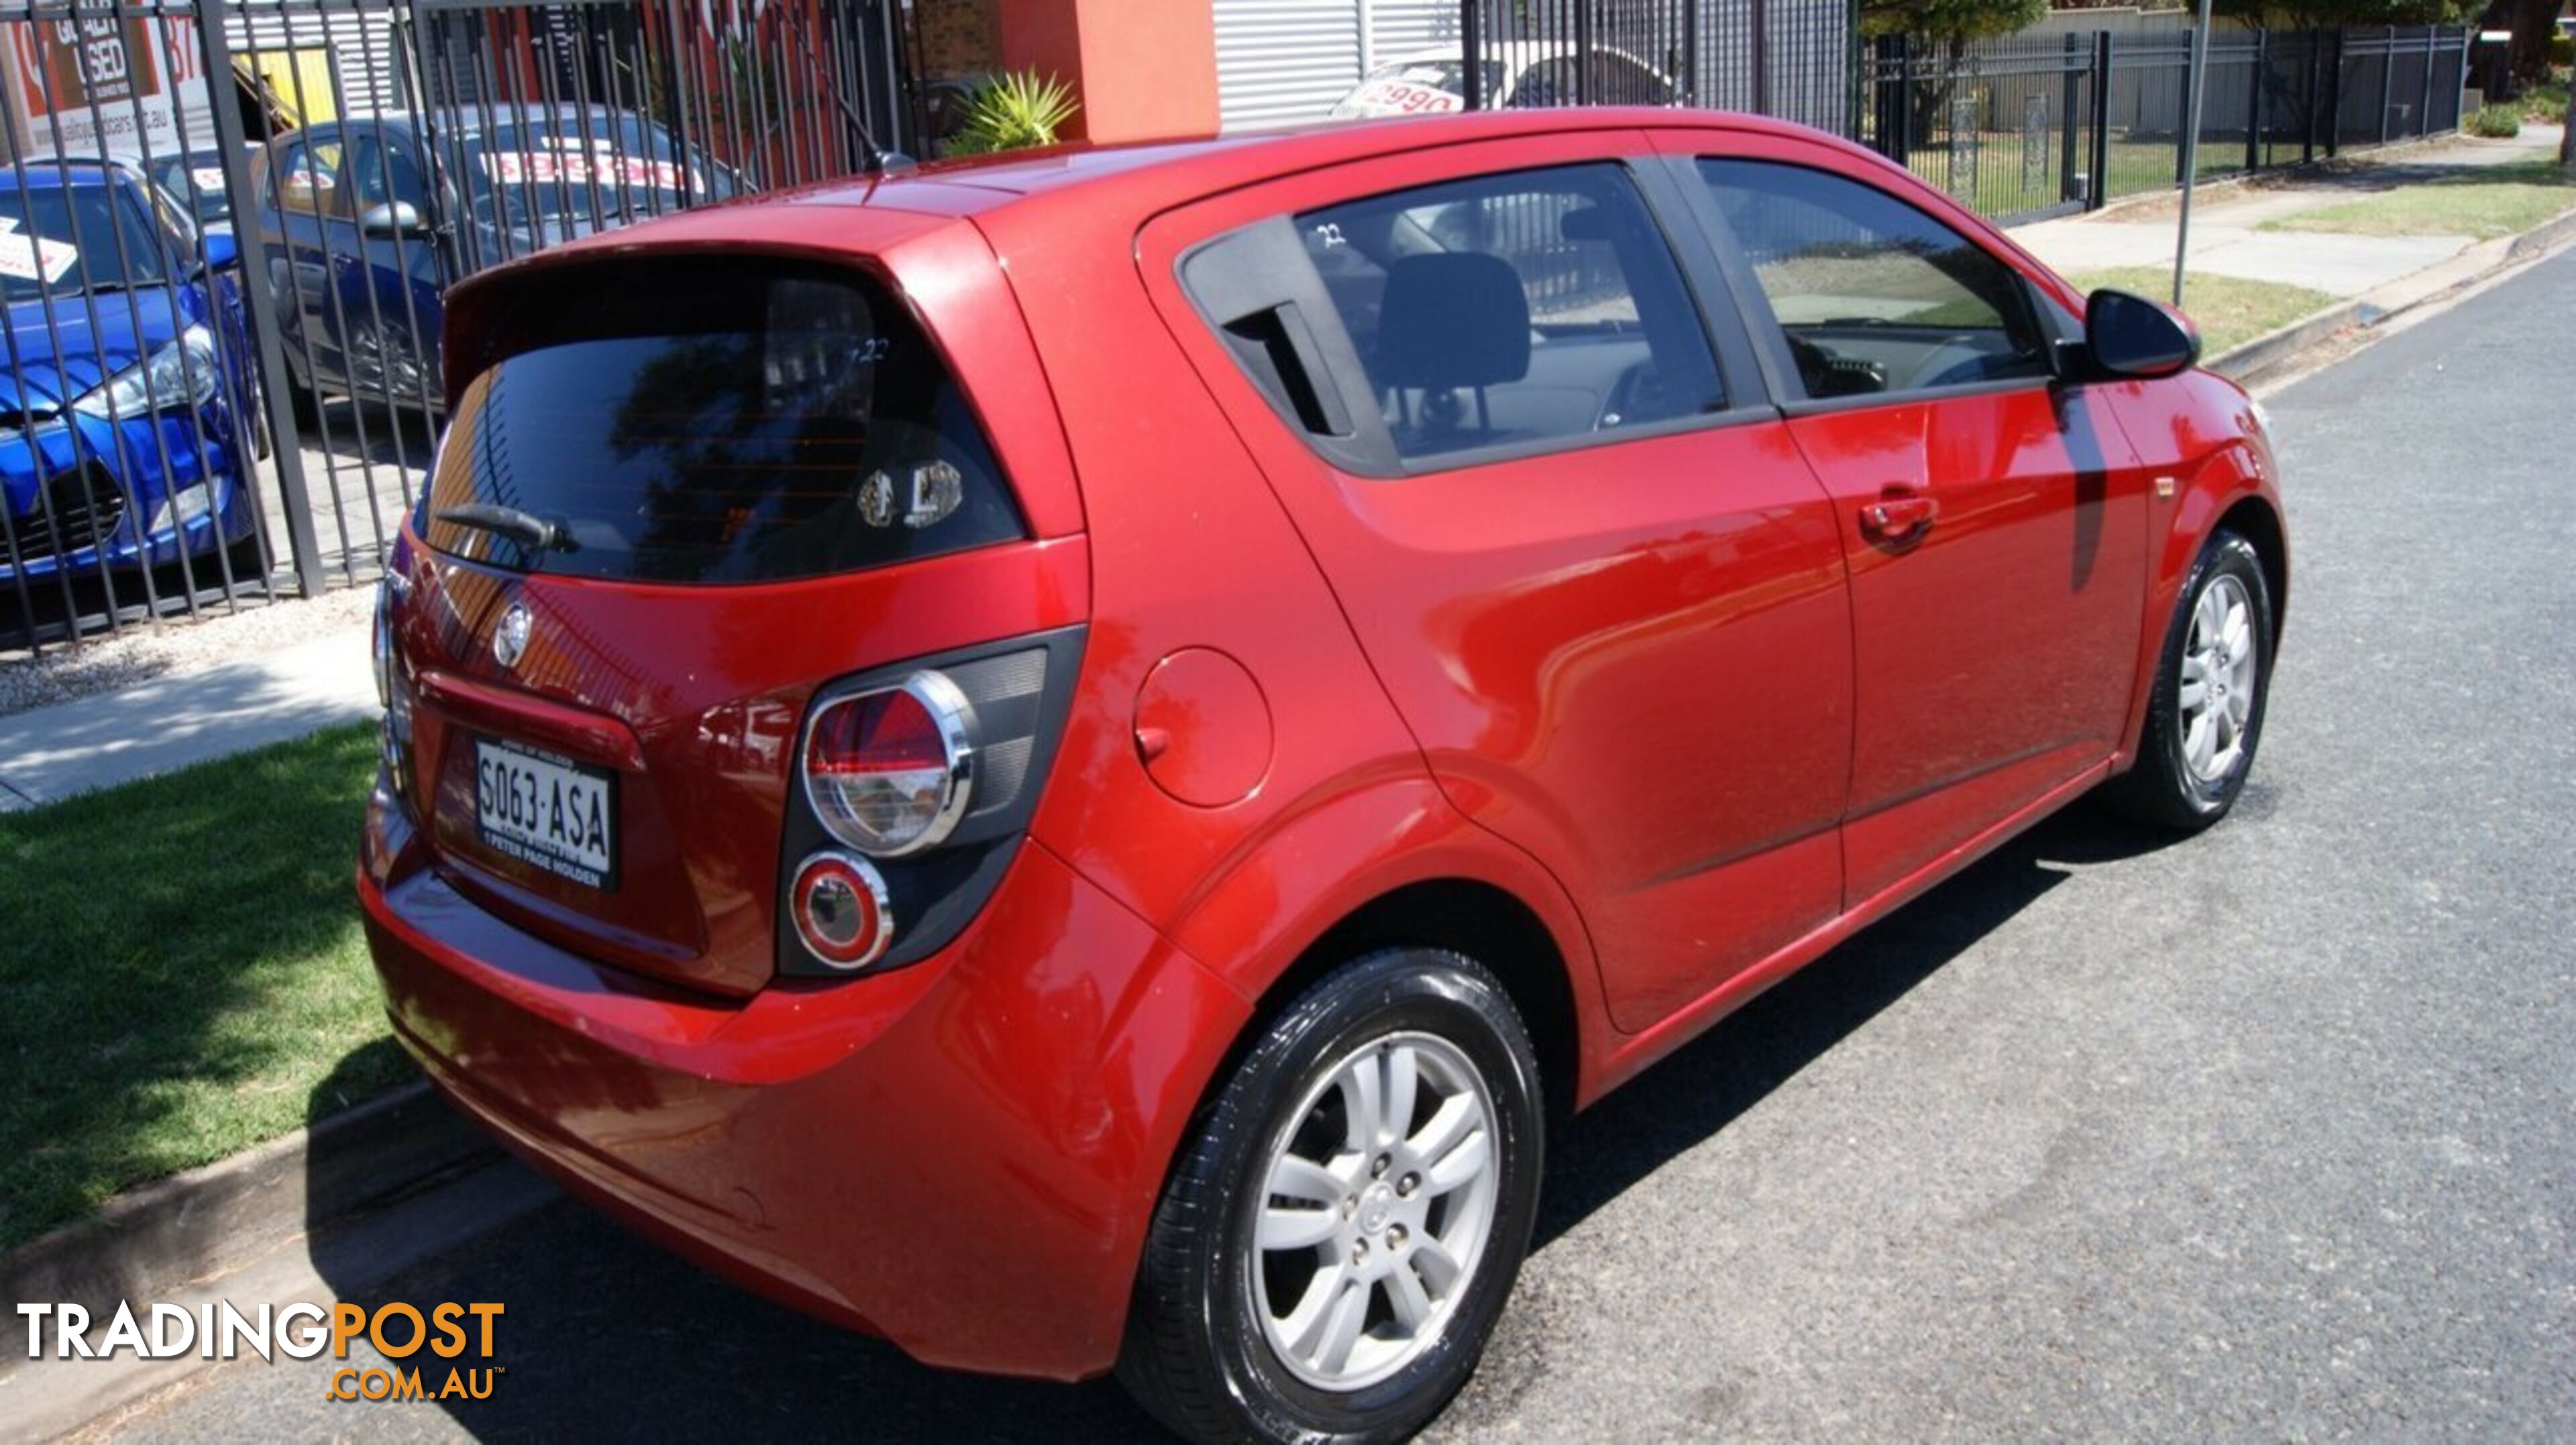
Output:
[[1860, 494, 1938, 545]]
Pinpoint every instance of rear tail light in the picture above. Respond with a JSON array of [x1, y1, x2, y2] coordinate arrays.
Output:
[[803, 672, 976, 857], [373, 578, 415, 787], [776, 627, 1085, 980], [790, 853, 894, 969]]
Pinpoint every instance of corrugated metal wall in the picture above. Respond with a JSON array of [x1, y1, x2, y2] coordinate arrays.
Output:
[[1216, 0, 1852, 134], [1214, 0, 1459, 130], [224, 0, 412, 115]]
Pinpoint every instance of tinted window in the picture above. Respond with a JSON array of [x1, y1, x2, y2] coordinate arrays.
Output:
[[1698, 159, 2050, 399], [347, 133, 429, 213], [1299, 164, 1724, 462], [148, 153, 231, 226], [0, 182, 175, 302], [269, 136, 347, 217], [425, 264, 1022, 584]]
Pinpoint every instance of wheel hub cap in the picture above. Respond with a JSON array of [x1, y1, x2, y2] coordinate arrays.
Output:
[[2178, 572, 2258, 786], [1247, 1032, 1501, 1393]]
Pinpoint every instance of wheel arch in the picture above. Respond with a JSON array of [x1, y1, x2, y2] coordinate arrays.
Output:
[[2215, 493, 2289, 641], [1239, 877, 1582, 1128]]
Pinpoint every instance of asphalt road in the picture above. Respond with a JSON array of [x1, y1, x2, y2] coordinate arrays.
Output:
[[101, 250, 2576, 1442]]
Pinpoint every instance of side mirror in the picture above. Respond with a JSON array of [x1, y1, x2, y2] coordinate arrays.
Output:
[[2085, 287, 2200, 379], [358, 200, 425, 237], [198, 225, 237, 271]]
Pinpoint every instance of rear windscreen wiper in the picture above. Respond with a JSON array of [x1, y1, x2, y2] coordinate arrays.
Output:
[[435, 503, 574, 553]]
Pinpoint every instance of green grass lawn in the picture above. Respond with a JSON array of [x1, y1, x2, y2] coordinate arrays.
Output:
[[2258, 160, 2576, 242], [0, 722, 405, 1250], [2068, 266, 2339, 357]]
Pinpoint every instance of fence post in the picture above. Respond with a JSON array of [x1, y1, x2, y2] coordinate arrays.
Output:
[[1462, 0, 1484, 109], [2061, 33, 2082, 206], [1895, 34, 1914, 167], [2326, 27, 2344, 157], [2377, 26, 2394, 145], [1682, 0, 1701, 107], [1574, 0, 1593, 104], [2090, 30, 2112, 210], [191, 0, 327, 599], [2418, 26, 2436, 138], [2303, 29, 2320, 164], [1751, 0, 1772, 117], [2247, 29, 2266, 172], [2176, 27, 2197, 186]]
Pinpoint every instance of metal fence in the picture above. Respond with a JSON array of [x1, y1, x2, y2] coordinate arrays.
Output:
[[1459, 0, 1855, 133], [1858, 23, 2471, 224], [0, 0, 916, 657]]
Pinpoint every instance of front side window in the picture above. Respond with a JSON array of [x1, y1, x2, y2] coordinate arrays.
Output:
[[1698, 159, 2051, 400], [270, 136, 347, 217], [1297, 163, 1725, 463], [346, 133, 429, 215]]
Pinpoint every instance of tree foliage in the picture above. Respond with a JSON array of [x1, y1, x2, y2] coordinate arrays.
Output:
[[2213, 0, 2481, 28], [1860, 0, 2046, 42]]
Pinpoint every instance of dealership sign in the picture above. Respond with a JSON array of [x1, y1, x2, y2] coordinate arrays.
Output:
[[5, 14, 215, 161]]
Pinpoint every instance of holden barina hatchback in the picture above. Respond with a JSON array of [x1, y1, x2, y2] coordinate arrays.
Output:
[[362, 109, 2286, 1442]]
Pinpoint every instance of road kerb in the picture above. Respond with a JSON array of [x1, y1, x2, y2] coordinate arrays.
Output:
[[0, 1079, 503, 1370], [2209, 201, 2576, 386]]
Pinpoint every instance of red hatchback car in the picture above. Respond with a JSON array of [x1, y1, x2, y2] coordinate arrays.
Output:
[[361, 109, 2285, 1441]]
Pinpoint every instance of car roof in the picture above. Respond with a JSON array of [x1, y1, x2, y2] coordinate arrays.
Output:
[[0, 159, 136, 189], [782, 107, 1819, 220]]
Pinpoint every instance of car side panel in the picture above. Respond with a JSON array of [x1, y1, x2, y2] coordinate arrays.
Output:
[[1126, 134, 1858, 1038], [2095, 368, 2288, 765], [968, 203, 1438, 977]]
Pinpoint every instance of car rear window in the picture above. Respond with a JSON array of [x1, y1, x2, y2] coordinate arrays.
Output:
[[424, 261, 1022, 584]]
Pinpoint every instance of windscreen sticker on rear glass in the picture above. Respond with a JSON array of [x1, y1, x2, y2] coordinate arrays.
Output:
[[189, 166, 228, 192], [0, 219, 78, 284], [479, 150, 691, 192]]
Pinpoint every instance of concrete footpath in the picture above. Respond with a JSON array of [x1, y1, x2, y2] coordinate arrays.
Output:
[[0, 623, 375, 812], [2015, 125, 2567, 298]]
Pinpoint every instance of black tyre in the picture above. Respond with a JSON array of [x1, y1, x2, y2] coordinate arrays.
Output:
[[1119, 949, 1544, 1444], [2101, 529, 2275, 831]]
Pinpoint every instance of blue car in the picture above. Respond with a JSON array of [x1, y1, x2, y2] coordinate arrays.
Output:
[[0, 160, 259, 590], [255, 105, 737, 413]]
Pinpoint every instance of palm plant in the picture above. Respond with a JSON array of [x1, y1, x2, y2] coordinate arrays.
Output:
[[945, 70, 1080, 156]]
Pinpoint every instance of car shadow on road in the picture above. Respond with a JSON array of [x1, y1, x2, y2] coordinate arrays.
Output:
[[298, 808, 2179, 1442]]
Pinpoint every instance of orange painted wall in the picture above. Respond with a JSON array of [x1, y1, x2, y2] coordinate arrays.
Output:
[[996, 0, 1218, 144]]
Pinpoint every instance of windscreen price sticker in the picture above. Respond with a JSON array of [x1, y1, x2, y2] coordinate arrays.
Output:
[[480, 151, 689, 191], [0, 218, 77, 284]]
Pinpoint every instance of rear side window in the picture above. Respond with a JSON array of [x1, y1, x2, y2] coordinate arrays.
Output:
[[425, 262, 1022, 584], [1697, 159, 2051, 398], [1296, 163, 1725, 463]]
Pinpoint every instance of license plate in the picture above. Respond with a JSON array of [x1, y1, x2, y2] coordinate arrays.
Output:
[[473, 737, 617, 890]]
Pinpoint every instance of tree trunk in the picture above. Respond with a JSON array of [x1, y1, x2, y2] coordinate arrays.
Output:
[[2563, 84, 2574, 172]]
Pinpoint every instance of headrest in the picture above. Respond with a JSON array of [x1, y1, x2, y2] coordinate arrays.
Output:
[[1373, 252, 1531, 391]]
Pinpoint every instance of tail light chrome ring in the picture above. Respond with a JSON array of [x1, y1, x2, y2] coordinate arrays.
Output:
[[791, 851, 896, 970], [802, 670, 978, 859]]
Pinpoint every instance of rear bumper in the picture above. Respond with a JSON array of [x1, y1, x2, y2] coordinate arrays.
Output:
[[359, 786, 1249, 1380]]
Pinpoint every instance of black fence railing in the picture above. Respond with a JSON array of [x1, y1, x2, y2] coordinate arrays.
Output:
[[1858, 23, 2471, 224], [0, 0, 917, 657], [1459, 0, 1856, 134], [1453, 3, 2469, 229]]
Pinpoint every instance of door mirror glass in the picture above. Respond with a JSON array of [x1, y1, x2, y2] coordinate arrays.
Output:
[[2085, 288, 2200, 378], [358, 200, 424, 237]]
